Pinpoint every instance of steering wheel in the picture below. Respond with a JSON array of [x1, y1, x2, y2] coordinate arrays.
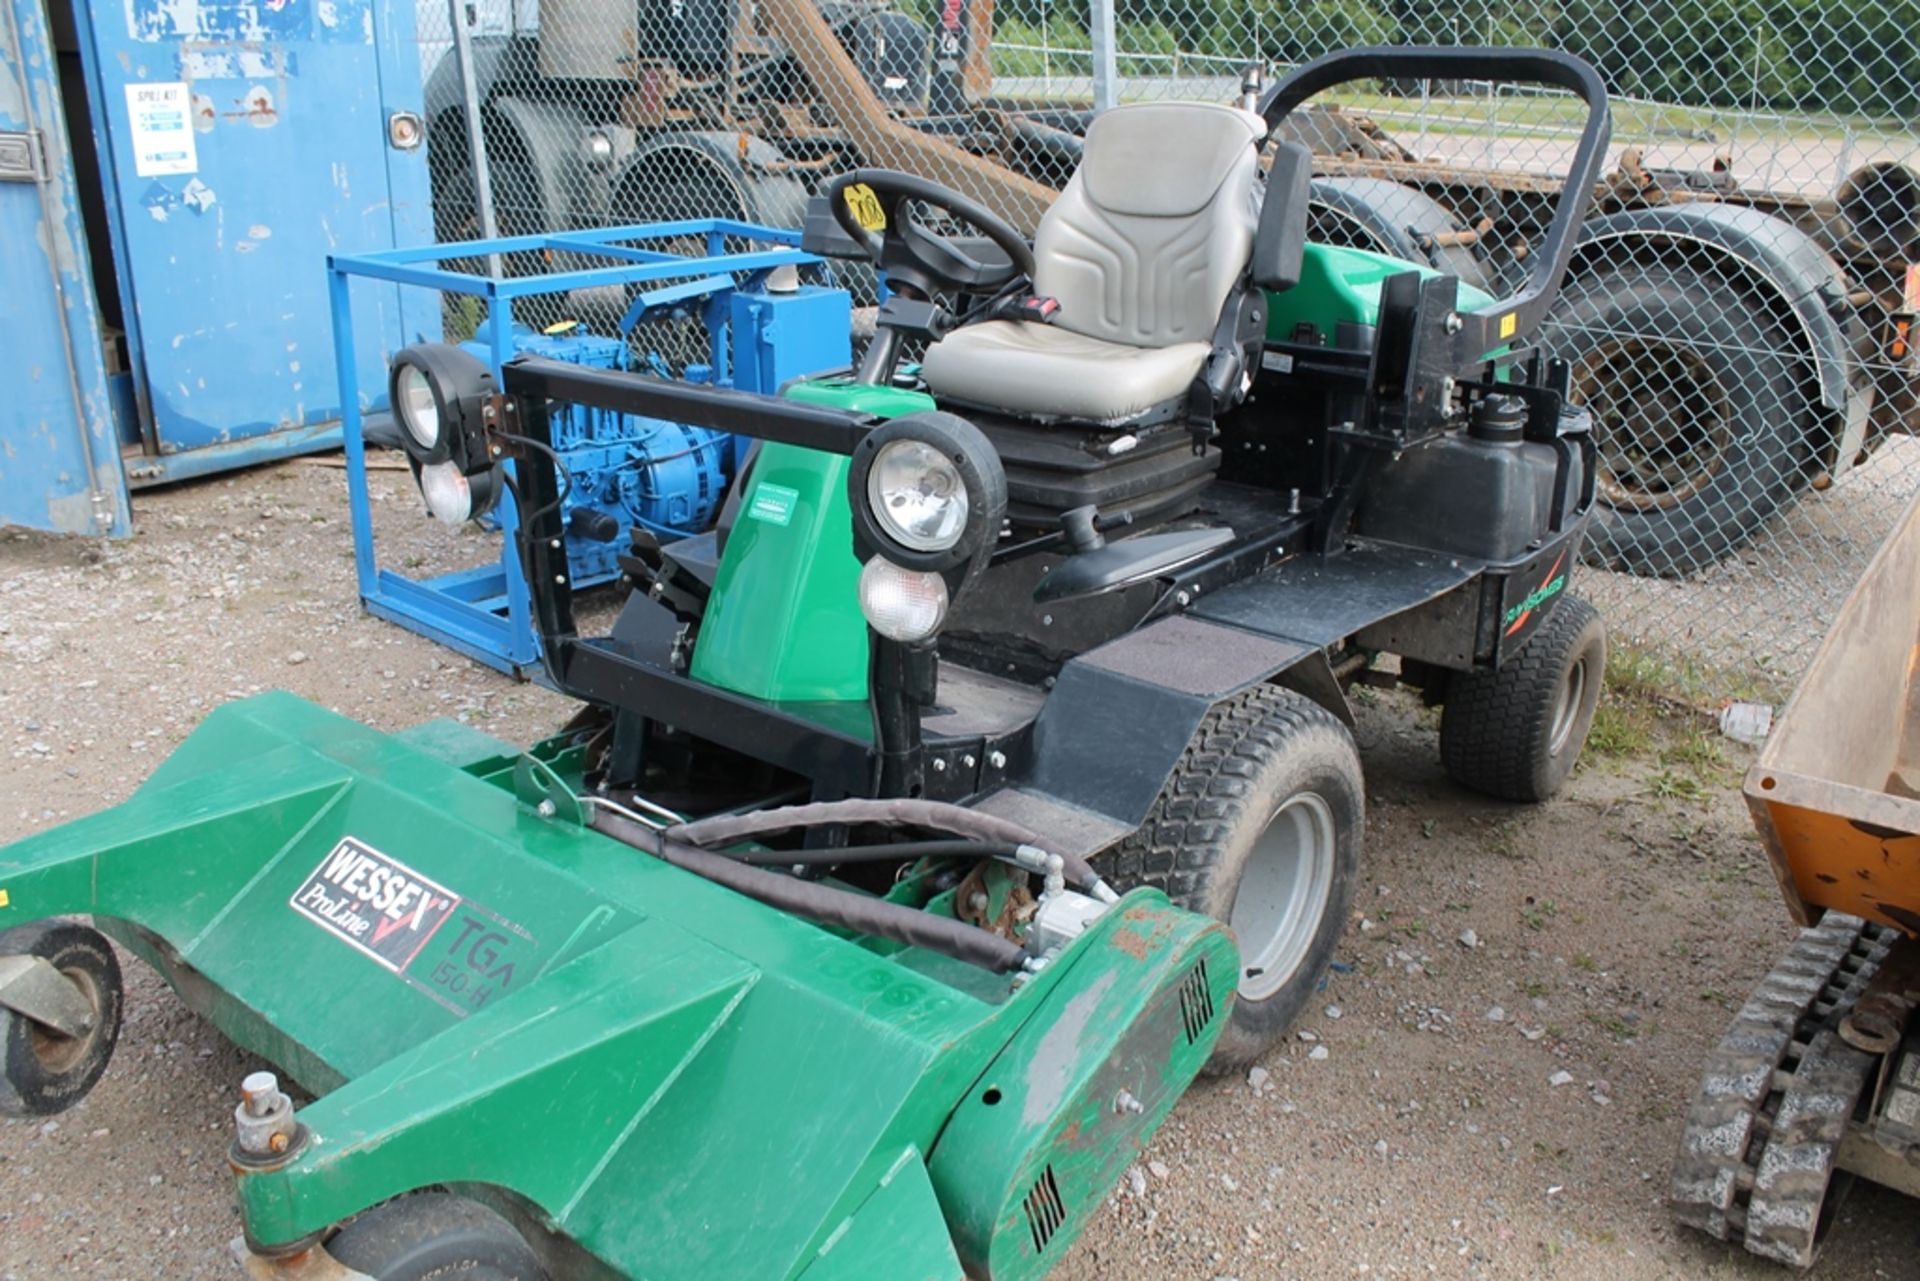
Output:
[[821, 169, 1035, 299]]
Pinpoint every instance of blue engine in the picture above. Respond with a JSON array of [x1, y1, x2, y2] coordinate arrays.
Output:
[[461, 323, 732, 586]]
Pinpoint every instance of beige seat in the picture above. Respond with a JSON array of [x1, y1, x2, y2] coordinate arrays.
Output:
[[920, 100, 1267, 423]]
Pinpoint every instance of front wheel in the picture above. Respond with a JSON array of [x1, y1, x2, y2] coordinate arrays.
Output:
[[0, 920, 125, 1117], [327, 1193, 547, 1281], [1096, 686, 1363, 1073], [1440, 595, 1606, 802]]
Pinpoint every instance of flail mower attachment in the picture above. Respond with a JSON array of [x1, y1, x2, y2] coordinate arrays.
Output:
[[0, 695, 1235, 1280]]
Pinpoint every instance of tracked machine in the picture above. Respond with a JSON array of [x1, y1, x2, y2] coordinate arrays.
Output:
[[1670, 488, 1920, 1268], [0, 47, 1612, 1280]]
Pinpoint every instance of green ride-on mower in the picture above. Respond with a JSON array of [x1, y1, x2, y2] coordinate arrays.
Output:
[[0, 47, 1612, 1281]]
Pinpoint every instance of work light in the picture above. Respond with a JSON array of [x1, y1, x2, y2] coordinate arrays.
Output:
[[848, 412, 1005, 581], [867, 438, 969, 552], [387, 344, 493, 470]]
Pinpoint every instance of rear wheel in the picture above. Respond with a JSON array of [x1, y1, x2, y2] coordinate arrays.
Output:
[[1440, 595, 1605, 802], [1540, 257, 1815, 575], [0, 920, 124, 1117], [327, 1193, 546, 1281], [1097, 686, 1363, 1073]]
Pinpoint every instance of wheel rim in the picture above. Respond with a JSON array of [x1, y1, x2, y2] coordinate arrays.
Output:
[[1548, 653, 1589, 758], [1230, 792, 1337, 1003], [1573, 338, 1734, 512], [25, 966, 99, 1075]]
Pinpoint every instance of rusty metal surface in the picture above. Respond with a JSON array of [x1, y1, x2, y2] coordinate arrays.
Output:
[[228, 1241, 375, 1281]]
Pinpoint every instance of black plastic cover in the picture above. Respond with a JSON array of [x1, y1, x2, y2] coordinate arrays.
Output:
[[1251, 141, 1312, 291]]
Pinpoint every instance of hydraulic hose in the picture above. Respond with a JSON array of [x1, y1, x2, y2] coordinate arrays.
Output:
[[725, 839, 1022, 867], [589, 809, 1028, 973], [665, 797, 1107, 891]]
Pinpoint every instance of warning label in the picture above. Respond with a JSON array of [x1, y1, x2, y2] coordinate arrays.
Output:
[[289, 838, 461, 973]]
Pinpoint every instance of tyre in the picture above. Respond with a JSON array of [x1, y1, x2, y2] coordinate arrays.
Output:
[[1308, 177, 1494, 294], [1540, 256, 1815, 576], [1096, 686, 1363, 1073], [1440, 595, 1605, 802], [0, 920, 125, 1117], [328, 1193, 546, 1281]]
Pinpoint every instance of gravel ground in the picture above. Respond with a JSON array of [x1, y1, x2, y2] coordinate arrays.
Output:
[[3, 461, 1918, 1280]]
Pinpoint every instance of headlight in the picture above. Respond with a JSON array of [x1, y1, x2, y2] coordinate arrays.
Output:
[[847, 412, 1005, 583], [867, 438, 968, 552], [858, 557, 949, 642], [393, 363, 440, 452], [387, 344, 493, 469]]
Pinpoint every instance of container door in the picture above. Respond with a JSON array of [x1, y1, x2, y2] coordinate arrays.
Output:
[[0, 0, 132, 535], [73, 0, 435, 479]]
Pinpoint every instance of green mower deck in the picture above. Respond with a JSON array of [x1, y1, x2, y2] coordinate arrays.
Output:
[[0, 693, 1236, 1280]]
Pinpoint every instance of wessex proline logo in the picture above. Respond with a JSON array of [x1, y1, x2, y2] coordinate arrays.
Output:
[[289, 838, 461, 972]]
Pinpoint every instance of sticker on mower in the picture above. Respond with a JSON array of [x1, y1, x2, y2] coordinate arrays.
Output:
[[290, 838, 461, 974], [747, 482, 801, 526]]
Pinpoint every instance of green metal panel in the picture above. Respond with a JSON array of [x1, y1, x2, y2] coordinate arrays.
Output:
[[927, 909, 1238, 1281], [1265, 243, 1499, 346], [797, 1148, 967, 1281], [687, 380, 936, 702], [0, 694, 1235, 1280]]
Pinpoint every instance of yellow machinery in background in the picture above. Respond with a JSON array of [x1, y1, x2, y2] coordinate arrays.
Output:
[[1671, 491, 1920, 1267]]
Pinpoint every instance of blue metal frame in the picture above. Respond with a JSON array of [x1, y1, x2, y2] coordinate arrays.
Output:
[[328, 220, 818, 678]]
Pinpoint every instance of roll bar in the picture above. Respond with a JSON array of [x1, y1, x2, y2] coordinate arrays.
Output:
[[1260, 46, 1611, 353]]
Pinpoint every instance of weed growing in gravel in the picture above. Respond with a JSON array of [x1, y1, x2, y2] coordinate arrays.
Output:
[[1647, 768, 1708, 803]]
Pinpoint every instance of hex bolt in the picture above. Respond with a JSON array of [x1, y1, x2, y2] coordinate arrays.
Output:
[[931, 758, 947, 772], [241, 1072, 279, 1117], [963, 754, 977, 768], [1444, 312, 1463, 334], [1175, 590, 1191, 607], [987, 750, 1007, 770], [536, 799, 557, 819], [1113, 1089, 1145, 1115], [970, 893, 990, 914]]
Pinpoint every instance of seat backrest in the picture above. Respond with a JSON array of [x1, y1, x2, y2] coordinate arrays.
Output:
[[1035, 101, 1267, 350]]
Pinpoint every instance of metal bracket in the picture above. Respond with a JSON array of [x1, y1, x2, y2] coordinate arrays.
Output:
[[0, 953, 94, 1038], [512, 753, 585, 825], [0, 129, 48, 184], [229, 1239, 375, 1281]]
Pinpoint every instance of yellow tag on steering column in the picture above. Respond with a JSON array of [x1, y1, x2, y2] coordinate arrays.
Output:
[[845, 183, 887, 232]]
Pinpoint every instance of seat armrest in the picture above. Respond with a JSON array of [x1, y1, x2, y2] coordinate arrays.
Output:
[[1251, 141, 1311, 291]]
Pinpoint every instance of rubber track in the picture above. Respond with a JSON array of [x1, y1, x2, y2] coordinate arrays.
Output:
[[1098, 685, 1343, 903], [1670, 914, 1896, 1267]]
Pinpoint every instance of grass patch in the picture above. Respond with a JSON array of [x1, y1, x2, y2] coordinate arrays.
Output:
[[1586, 700, 1655, 758]]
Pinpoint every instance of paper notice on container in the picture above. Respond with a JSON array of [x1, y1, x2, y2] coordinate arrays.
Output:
[[125, 82, 198, 177]]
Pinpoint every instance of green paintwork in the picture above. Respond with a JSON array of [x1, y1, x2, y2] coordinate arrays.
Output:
[[0, 693, 1234, 1280], [785, 376, 939, 420], [1265, 242, 1500, 346], [686, 379, 935, 703]]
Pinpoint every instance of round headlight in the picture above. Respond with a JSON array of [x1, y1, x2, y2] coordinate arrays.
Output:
[[858, 557, 949, 642], [387, 344, 493, 468], [394, 364, 440, 452], [867, 438, 969, 553]]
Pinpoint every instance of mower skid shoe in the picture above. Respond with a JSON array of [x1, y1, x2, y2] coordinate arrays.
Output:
[[229, 1239, 374, 1281]]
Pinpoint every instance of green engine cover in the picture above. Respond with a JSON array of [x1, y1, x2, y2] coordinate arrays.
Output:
[[687, 378, 935, 702], [1265, 242, 1499, 346]]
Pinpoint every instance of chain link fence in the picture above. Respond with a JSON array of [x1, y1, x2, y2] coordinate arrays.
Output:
[[408, 0, 1920, 699]]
